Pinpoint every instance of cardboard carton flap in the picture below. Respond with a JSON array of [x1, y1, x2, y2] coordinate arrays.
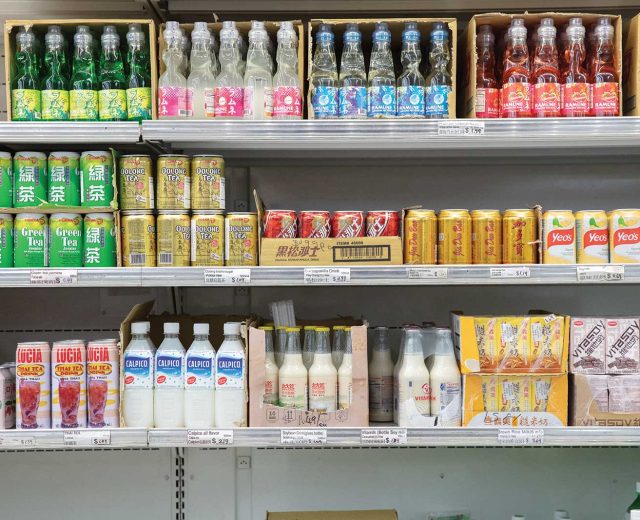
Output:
[[268, 511, 398, 520]]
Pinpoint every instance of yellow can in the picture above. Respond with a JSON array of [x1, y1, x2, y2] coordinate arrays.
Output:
[[437, 209, 471, 264], [576, 210, 608, 264], [403, 209, 437, 264], [191, 155, 225, 210], [191, 211, 224, 266], [471, 209, 502, 264], [121, 210, 156, 267], [157, 211, 190, 266], [157, 155, 190, 210], [118, 155, 154, 210], [224, 212, 258, 266], [542, 210, 576, 264], [608, 209, 640, 263], [503, 209, 538, 264]]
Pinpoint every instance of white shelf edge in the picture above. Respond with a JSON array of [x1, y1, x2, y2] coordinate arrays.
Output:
[[0, 122, 141, 143]]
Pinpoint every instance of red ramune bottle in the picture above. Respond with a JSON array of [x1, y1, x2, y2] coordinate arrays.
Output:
[[532, 18, 561, 118], [501, 18, 531, 118], [475, 25, 500, 118], [589, 17, 619, 117], [561, 18, 589, 117]]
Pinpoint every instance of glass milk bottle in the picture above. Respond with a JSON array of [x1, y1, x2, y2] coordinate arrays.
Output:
[[215, 21, 244, 119], [158, 21, 187, 119], [260, 326, 279, 405], [338, 328, 354, 409], [154, 322, 185, 427], [122, 321, 155, 427], [369, 326, 394, 422], [272, 21, 303, 120], [244, 21, 273, 119], [184, 323, 215, 428], [187, 22, 216, 119], [332, 325, 345, 369], [214, 322, 247, 427], [309, 327, 338, 413], [279, 327, 308, 409], [275, 326, 286, 367], [397, 326, 431, 426], [429, 328, 462, 427], [302, 325, 316, 369], [310, 23, 339, 119]]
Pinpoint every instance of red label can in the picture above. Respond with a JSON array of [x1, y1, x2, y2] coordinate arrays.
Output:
[[331, 211, 365, 238], [366, 211, 400, 237], [299, 211, 331, 238], [263, 210, 298, 238]]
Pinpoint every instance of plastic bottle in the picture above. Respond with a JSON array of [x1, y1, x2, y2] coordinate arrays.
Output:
[[215, 21, 244, 119], [338, 328, 353, 409], [11, 27, 41, 121], [126, 24, 152, 121], [214, 322, 247, 427], [260, 326, 279, 405], [310, 23, 339, 119], [70, 26, 98, 121], [532, 18, 561, 118], [369, 326, 394, 422], [627, 482, 640, 519], [309, 327, 337, 413], [158, 21, 187, 119], [475, 25, 499, 118], [589, 17, 619, 117], [302, 325, 316, 369], [244, 21, 273, 119], [331, 325, 345, 369], [397, 22, 425, 118], [184, 323, 215, 428], [98, 26, 127, 121], [339, 23, 367, 119], [368, 22, 396, 118], [429, 328, 462, 427], [42, 26, 69, 121], [275, 326, 286, 367], [562, 18, 589, 117], [396, 326, 431, 426], [122, 321, 155, 428], [425, 22, 452, 119], [187, 22, 216, 119], [154, 322, 185, 428], [273, 21, 303, 120], [502, 18, 530, 118], [278, 327, 307, 409]]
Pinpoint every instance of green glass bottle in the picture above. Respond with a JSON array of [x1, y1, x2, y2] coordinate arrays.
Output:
[[125, 24, 152, 121], [11, 27, 41, 121], [70, 26, 99, 121], [98, 26, 127, 121], [41, 26, 69, 121]]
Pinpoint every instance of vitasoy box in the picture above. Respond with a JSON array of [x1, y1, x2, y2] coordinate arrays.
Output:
[[606, 318, 640, 374], [570, 317, 606, 374], [87, 340, 120, 428], [16, 342, 51, 429], [52, 340, 87, 428]]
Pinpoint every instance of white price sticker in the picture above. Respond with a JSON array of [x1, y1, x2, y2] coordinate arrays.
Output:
[[30, 269, 78, 286], [280, 429, 327, 446], [187, 429, 234, 446], [0, 435, 36, 448], [490, 266, 531, 279], [437, 120, 485, 136], [497, 428, 544, 446], [63, 430, 111, 447], [204, 268, 251, 285], [407, 267, 448, 280], [361, 428, 407, 446], [577, 265, 624, 282], [304, 267, 350, 284]]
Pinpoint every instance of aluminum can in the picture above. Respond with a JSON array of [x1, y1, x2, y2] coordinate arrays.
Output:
[[503, 209, 538, 264], [438, 209, 472, 264], [471, 209, 502, 264]]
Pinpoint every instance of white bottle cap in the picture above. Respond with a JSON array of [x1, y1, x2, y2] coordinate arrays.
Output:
[[194, 323, 209, 335], [131, 322, 147, 334], [224, 322, 241, 335], [164, 322, 180, 334], [142, 321, 151, 332], [636, 481, 640, 493]]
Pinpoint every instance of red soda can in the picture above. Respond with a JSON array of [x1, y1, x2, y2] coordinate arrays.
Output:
[[366, 211, 400, 237], [263, 210, 298, 238], [300, 211, 331, 238], [331, 211, 365, 238]]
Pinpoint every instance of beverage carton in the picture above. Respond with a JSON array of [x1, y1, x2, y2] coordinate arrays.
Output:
[[606, 318, 640, 374], [0, 364, 15, 429], [570, 317, 606, 374]]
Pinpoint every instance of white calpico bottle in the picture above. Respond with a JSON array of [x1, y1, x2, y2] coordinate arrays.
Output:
[[123, 321, 155, 427], [214, 322, 247, 427], [184, 323, 215, 428], [154, 322, 185, 427]]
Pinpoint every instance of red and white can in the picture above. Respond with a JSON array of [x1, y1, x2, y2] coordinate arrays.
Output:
[[16, 342, 51, 429], [52, 340, 87, 429], [299, 211, 331, 238], [366, 211, 400, 237], [87, 339, 120, 428], [331, 211, 365, 238], [263, 209, 298, 238]]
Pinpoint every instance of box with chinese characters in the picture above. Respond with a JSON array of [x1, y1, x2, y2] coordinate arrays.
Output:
[[570, 373, 640, 426]]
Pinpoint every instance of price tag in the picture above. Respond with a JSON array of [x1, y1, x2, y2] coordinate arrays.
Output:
[[204, 268, 251, 285], [437, 120, 485, 136], [63, 430, 111, 447], [490, 266, 531, 279], [0, 435, 36, 448], [497, 428, 544, 446], [30, 269, 78, 286], [361, 428, 407, 446], [187, 429, 234, 446], [304, 267, 350, 284], [280, 429, 327, 446], [577, 265, 624, 282], [407, 267, 448, 280]]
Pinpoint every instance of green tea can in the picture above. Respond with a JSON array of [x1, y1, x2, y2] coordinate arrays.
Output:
[[14, 213, 48, 267], [80, 151, 114, 208], [83, 213, 116, 267], [14, 152, 47, 208], [48, 213, 83, 267], [48, 152, 80, 206]]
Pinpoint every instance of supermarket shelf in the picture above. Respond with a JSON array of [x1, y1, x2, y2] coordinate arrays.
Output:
[[0, 122, 141, 144], [0, 428, 148, 450]]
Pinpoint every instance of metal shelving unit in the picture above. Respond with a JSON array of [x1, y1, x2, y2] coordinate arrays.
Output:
[[0, 121, 141, 143]]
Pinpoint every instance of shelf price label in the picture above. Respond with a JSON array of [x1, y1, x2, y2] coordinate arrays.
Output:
[[490, 266, 531, 279], [497, 428, 544, 446], [304, 267, 350, 284], [186, 429, 234, 446], [577, 265, 624, 282], [63, 430, 111, 447], [361, 428, 407, 446], [437, 121, 485, 136], [204, 268, 251, 285], [30, 269, 78, 286], [407, 267, 448, 280], [0, 435, 36, 448], [280, 429, 327, 446]]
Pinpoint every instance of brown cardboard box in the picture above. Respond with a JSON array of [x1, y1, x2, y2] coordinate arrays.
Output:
[[624, 14, 640, 115], [267, 512, 397, 520], [5, 19, 158, 120], [571, 373, 640, 426]]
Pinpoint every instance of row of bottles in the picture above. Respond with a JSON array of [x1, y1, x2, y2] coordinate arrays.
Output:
[[310, 22, 452, 119], [158, 20, 302, 120], [11, 24, 152, 121]]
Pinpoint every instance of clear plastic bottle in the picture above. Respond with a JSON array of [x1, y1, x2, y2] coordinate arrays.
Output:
[[368, 22, 396, 118], [123, 321, 155, 428], [187, 22, 216, 119], [331, 325, 345, 369], [429, 328, 462, 427], [397, 22, 425, 118], [158, 21, 187, 119], [214, 21, 244, 119], [184, 323, 215, 428], [98, 26, 127, 121], [259, 326, 279, 405], [11, 27, 41, 121], [475, 25, 500, 118], [532, 18, 561, 118], [369, 326, 394, 422], [279, 327, 307, 409], [42, 26, 69, 121], [310, 24, 339, 119], [589, 17, 619, 117], [309, 327, 337, 413], [339, 24, 367, 119], [154, 322, 185, 428], [70, 26, 99, 121], [562, 18, 589, 117], [338, 328, 353, 409], [396, 326, 431, 426], [244, 21, 273, 120], [273, 21, 303, 120], [425, 22, 452, 119], [126, 24, 152, 121], [214, 322, 247, 427], [502, 18, 531, 118], [393, 328, 404, 424]]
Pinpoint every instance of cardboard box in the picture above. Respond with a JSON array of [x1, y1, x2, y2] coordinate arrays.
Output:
[[248, 319, 368, 427], [624, 14, 640, 115], [307, 19, 457, 119], [267, 511, 397, 520], [569, 317, 606, 374], [605, 317, 640, 374], [462, 12, 623, 118], [570, 373, 640, 426], [5, 19, 158, 120]]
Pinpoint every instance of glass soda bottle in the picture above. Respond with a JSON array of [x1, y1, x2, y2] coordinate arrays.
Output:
[[397, 22, 425, 118], [238, 33, 248, 78], [41, 26, 69, 121], [368, 326, 394, 422], [589, 17, 619, 117], [187, 22, 216, 119], [425, 22, 452, 119], [339, 23, 367, 119], [180, 32, 190, 78], [11, 27, 41, 121], [98, 26, 127, 121], [215, 21, 244, 119], [158, 21, 188, 119], [310, 23, 339, 119], [475, 25, 499, 118], [126, 24, 152, 121], [532, 18, 561, 118], [273, 21, 303, 120], [244, 21, 273, 120], [561, 18, 589, 117], [70, 26, 99, 121], [501, 18, 531, 118], [367, 22, 396, 118]]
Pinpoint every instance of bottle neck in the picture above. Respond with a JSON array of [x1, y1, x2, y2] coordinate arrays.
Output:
[[164, 333, 179, 339], [75, 44, 92, 59], [132, 333, 147, 341], [193, 334, 209, 341], [225, 333, 241, 341]]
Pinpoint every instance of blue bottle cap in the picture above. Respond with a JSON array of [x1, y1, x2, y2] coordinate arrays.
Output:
[[402, 22, 421, 43], [343, 23, 361, 43], [431, 22, 448, 41], [372, 22, 391, 43]]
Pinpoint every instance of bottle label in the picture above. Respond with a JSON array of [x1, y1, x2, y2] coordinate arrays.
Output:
[[368, 86, 396, 117], [312, 86, 338, 119], [533, 83, 561, 116], [70, 90, 99, 120], [436, 381, 462, 425], [158, 86, 188, 118], [99, 89, 127, 120], [369, 375, 393, 414], [126, 87, 152, 120], [243, 86, 273, 118], [155, 353, 184, 388], [425, 85, 451, 117], [214, 87, 244, 118], [339, 86, 367, 118], [215, 352, 244, 389], [561, 83, 590, 116], [475, 87, 500, 118], [397, 86, 425, 117], [204, 87, 216, 118], [591, 82, 619, 116], [185, 88, 194, 118], [123, 352, 153, 389], [501, 82, 531, 117], [11, 89, 41, 121], [41, 90, 69, 121], [186, 352, 215, 389], [273, 86, 303, 117], [280, 378, 308, 409]]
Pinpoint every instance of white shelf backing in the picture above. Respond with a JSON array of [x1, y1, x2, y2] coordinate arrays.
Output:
[[0, 122, 141, 143]]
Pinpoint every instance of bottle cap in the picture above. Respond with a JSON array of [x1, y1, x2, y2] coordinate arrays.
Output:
[[316, 23, 334, 43], [259, 325, 274, 331], [164, 322, 179, 334], [220, 21, 239, 42], [224, 322, 241, 335], [74, 25, 93, 47], [508, 18, 527, 40], [285, 326, 300, 332], [431, 22, 448, 41], [101, 25, 120, 47], [373, 22, 391, 43], [594, 18, 614, 39], [402, 21, 420, 43], [277, 21, 297, 43], [16, 27, 36, 47], [304, 325, 317, 330], [131, 322, 147, 334], [194, 323, 209, 335], [567, 17, 585, 39], [45, 26, 64, 47], [249, 20, 268, 42], [126, 24, 145, 46], [164, 21, 182, 45], [192, 21, 210, 42], [476, 25, 495, 46], [538, 17, 556, 39], [343, 23, 361, 43], [316, 326, 330, 332]]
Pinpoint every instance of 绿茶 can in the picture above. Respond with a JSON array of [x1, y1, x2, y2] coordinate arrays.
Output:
[[14, 213, 48, 267], [0, 213, 13, 267], [80, 151, 114, 208], [48, 151, 80, 206], [83, 213, 116, 267], [48, 213, 83, 267], [14, 151, 47, 208]]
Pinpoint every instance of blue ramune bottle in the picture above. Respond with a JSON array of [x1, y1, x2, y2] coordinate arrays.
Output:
[[397, 22, 425, 118], [310, 24, 338, 119], [368, 22, 395, 118], [425, 22, 452, 119], [339, 23, 367, 119]]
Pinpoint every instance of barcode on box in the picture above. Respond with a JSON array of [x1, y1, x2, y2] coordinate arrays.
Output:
[[129, 254, 146, 265], [159, 253, 172, 265], [333, 245, 391, 263]]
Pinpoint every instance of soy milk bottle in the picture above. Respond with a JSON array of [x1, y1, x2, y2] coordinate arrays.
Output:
[[429, 328, 462, 426], [396, 326, 431, 426], [309, 327, 337, 412], [278, 327, 307, 409]]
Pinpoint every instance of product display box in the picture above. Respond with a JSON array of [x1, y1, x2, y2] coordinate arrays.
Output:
[[570, 373, 640, 426], [267, 511, 397, 520]]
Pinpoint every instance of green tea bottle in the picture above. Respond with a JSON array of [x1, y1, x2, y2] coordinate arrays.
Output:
[[98, 26, 127, 121], [70, 26, 98, 121], [11, 27, 41, 121], [126, 24, 152, 121], [41, 26, 69, 121]]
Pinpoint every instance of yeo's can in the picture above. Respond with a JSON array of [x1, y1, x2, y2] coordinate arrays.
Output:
[[576, 210, 609, 264], [438, 209, 472, 264], [14, 213, 48, 267], [157, 211, 191, 266], [503, 209, 538, 264], [0, 152, 13, 208], [48, 213, 83, 267], [366, 210, 400, 237], [87, 340, 120, 428], [542, 210, 576, 264], [14, 151, 47, 208], [471, 210, 502, 264], [404, 209, 437, 265], [331, 211, 365, 238], [48, 151, 80, 206], [16, 341, 51, 429], [157, 155, 190, 210], [264, 209, 298, 238], [225, 212, 258, 266], [299, 211, 331, 238], [0, 214, 14, 267], [609, 209, 640, 263], [121, 210, 156, 267], [52, 340, 87, 429], [80, 151, 114, 208], [83, 213, 117, 267], [191, 211, 224, 266], [118, 155, 154, 210], [192, 155, 225, 210]]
